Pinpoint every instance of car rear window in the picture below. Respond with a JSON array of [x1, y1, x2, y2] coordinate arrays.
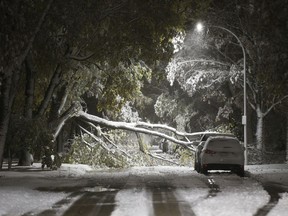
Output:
[[205, 139, 242, 152]]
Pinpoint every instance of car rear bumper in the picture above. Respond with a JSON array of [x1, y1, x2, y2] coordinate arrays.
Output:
[[202, 163, 244, 171]]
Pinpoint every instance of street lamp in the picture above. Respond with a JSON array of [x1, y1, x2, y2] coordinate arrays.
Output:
[[196, 22, 248, 165]]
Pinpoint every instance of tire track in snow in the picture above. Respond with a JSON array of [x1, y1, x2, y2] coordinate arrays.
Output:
[[62, 190, 117, 216], [172, 176, 220, 215], [254, 182, 286, 216], [35, 186, 118, 216], [205, 177, 220, 198], [152, 187, 194, 216]]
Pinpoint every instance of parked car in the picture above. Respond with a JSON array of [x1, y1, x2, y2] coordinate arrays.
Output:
[[193, 132, 236, 172], [197, 136, 245, 177]]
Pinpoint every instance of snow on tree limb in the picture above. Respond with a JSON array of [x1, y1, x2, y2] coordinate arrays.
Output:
[[82, 120, 132, 158], [79, 125, 110, 152], [77, 111, 196, 151], [136, 121, 192, 137]]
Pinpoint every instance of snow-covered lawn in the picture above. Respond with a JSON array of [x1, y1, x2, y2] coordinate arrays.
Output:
[[0, 163, 288, 216]]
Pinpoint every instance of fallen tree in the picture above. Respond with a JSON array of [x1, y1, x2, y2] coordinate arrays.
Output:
[[42, 102, 197, 167], [51, 102, 196, 151]]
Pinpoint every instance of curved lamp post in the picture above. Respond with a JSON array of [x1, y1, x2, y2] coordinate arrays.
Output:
[[196, 22, 247, 165]]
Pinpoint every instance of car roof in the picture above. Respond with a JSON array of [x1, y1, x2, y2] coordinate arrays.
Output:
[[206, 136, 239, 142]]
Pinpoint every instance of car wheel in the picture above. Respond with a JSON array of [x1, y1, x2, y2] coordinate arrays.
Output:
[[200, 165, 208, 175], [196, 163, 200, 173], [236, 166, 245, 177], [194, 160, 199, 173]]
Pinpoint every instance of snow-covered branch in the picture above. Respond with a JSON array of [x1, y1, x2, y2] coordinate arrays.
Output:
[[177, 59, 230, 67], [77, 111, 196, 151], [79, 125, 110, 152], [82, 120, 132, 158], [135, 121, 190, 137]]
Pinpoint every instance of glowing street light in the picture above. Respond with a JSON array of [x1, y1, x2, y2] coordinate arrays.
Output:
[[196, 23, 204, 32], [196, 22, 248, 165]]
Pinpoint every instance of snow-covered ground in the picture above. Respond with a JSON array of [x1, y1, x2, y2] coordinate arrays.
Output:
[[0, 163, 288, 216]]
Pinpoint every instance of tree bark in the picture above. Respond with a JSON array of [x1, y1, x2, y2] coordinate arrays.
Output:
[[0, 84, 11, 169], [36, 64, 62, 117], [0, 67, 21, 169], [286, 114, 288, 163], [136, 133, 146, 153], [17, 55, 36, 167], [51, 102, 82, 141], [24, 55, 35, 119], [256, 106, 264, 150]]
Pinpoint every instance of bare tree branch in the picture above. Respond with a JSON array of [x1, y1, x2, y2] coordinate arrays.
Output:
[[83, 120, 132, 158], [102, 134, 132, 158], [79, 125, 110, 152], [264, 95, 288, 117], [68, 52, 95, 61]]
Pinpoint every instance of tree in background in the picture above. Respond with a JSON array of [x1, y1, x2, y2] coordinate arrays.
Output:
[[163, 0, 288, 163], [206, 0, 288, 162]]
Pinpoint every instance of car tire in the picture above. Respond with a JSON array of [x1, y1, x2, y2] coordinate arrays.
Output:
[[196, 163, 200, 173], [200, 165, 208, 175], [194, 160, 199, 173], [236, 166, 245, 177]]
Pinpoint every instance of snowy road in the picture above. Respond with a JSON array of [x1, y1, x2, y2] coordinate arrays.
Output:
[[1, 165, 288, 215]]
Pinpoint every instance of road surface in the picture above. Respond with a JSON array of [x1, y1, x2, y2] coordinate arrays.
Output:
[[22, 167, 286, 216]]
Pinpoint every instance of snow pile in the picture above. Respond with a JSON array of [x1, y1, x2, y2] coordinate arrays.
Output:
[[56, 163, 93, 176]]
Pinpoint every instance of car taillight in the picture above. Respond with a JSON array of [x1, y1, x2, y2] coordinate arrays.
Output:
[[204, 149, 216, 154]]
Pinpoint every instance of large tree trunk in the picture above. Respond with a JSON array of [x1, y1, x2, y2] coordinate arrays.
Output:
[[36, 64, 62, 117], [286, 114, 288, 163], [49, 83, 68, 152], [18, 55, 36, 167], [256, 106, 264, 150], [51, 102, 82, 141], [18, 150, 34, 166], [0, 67, 21, 169], [24, 56, 35, 119], [0, 80, 11, 169]]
